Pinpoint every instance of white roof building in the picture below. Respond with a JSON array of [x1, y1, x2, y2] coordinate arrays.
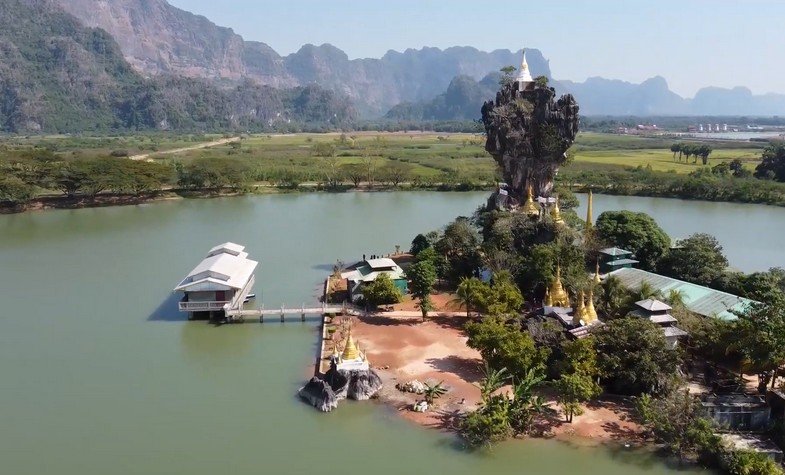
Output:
[[175, 243, 258, 292], [174, 243, 258, 315]]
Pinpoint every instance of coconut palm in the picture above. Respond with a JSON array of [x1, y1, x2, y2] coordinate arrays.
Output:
[[453, 276, 487, 317], [630, 281, 662, 303], [598, 275, 629, 319], [423, 381, 448, 405]]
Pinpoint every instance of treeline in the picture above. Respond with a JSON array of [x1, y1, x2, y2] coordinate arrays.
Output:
[[561, 165, 785, 207]]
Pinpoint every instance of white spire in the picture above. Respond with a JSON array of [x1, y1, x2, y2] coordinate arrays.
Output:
[[515, 49, 533, 90]]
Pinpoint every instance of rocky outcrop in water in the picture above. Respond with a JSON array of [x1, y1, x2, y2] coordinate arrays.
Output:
[[482, 79, 579, 207], [298, 377, 339, 412], [299, 362, 382, 412]]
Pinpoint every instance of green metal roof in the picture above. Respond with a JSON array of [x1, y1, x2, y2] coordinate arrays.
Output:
[[609, 267, 755, 321]]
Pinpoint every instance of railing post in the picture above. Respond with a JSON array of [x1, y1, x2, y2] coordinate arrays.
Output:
[[281, 304, 285, 322]]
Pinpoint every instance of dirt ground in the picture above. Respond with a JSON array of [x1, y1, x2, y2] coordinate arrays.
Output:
[[350, 314, 645, 444]]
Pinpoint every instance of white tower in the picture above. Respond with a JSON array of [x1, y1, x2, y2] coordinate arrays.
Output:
[[516, 49, 534, 91]]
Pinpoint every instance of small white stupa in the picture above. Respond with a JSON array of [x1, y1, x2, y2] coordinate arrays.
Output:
[[516, 49, 534, 91], [335, 329, 369, 371]]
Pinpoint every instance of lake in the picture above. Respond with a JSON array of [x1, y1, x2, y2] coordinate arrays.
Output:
[[4, 190, 778, 475]]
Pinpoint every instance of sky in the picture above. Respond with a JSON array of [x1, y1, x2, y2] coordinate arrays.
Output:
[[167, 0, 785, 97]]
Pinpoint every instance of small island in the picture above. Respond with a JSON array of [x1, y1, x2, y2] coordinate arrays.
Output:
[[305, 51, 785, 475]]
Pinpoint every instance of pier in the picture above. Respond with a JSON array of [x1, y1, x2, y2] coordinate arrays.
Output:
[[224, 302, 362, 323]]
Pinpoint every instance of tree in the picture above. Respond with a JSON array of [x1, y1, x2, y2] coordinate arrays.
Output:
[[0, 175, 35, 205], [465, 317, 549, 380], [595, 317, 681, 395], [554, 338, 601, 422], [595, 211, 671, 271], [423, 381, 448, 405], [670, 143, 682, 161], [729, 158, 751, 178], [724, 449, 784, 475], [361, 274, 402, 307], [311, 141, 337, 157], [555, 372, 601, 422], [698, 144, 713, 165], [731, 296, 785, 392], [636, 390, 721, 463], [435, 217, 482, 284], [485, 271, 524, 317], [378, 162, 413, 187], [597, 275, 630, 319], [658, 233, 728, 286], [408, 260, 437, 320], [410, 233, 431, 256], [455, 277, 489, 316], [755, 143, 785, 181], [341, 163, 365, 188]]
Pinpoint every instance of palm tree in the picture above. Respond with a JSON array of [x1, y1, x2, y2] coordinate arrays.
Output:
[[666, 289, 686, 308], [423, 381, 448, 405], [478, 363, 509, 401], [454, 276, 486, 317], [630, 281, 662, 303], [598, 275, 628, 319]]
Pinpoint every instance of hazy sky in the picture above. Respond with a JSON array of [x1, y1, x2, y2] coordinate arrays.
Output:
[[168, 0, 784, 97]]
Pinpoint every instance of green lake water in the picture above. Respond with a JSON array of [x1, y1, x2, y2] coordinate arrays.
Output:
[[3, 191, 777, 474]]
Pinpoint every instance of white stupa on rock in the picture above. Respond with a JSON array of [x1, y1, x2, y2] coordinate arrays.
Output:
[[516, 49, 534, 91]]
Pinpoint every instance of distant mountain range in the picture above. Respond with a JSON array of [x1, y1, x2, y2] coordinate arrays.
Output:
[[0, 0, 355, 133], [2, 0, 784, 133], [56, 0, 554, 118]]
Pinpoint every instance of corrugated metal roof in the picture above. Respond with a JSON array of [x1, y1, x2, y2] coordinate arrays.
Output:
[[609, 268, 754, 321], [600, 247, 632, 257]]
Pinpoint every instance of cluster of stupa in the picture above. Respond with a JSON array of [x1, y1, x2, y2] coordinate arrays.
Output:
[[543, 265, 601, 325], [521, 185, 566, 225]]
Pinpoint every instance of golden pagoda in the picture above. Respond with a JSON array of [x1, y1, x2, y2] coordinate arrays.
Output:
[[548, 265, 570, 307], [522, 185, 540, 218], [585, 290, 599, 323], [550, 199, 565, 226], [342, 330, 360, 361], [593, 261, 602, 285], [544, 288, 553, 307], [573, 290, 587, 322], [584, 190, 594, 238]]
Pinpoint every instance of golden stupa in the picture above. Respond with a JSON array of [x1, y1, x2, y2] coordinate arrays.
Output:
[[550, 199, 565, 226], [573, 290, 587, 322], [584, 289, 599, 323], [593, 261, 602, 285], [584, 190, 594, 238], [522, 185, 540, 217], [543, 288, 553, 307], [549, 265, 570, 307], [342, 330, 361, 361]]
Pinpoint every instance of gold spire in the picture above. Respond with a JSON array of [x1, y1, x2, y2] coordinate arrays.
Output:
[[549, 265, 570, 307], [593, 261, 601, 285], [544, 288, 553, 307], [574, 290, 586, 322], [585, 190, 594, 237], [342, 330, 360, 361], [585, 289, 598, 323], [550, 199, 565, 226], [523, 185, 540, 217]]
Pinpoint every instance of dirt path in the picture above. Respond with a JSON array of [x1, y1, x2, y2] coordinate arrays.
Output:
[[129, 137, 240, 161]]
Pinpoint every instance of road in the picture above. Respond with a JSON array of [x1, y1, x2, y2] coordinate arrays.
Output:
[[129, 136, 240, 161]]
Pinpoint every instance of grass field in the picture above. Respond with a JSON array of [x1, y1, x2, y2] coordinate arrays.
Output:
[[142, 131, 766, 181], [0, 131, 769, 183]]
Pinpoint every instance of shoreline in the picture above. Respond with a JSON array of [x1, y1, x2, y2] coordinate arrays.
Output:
[[343, 314, 646, 447], [4, 183, 785, 215]]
